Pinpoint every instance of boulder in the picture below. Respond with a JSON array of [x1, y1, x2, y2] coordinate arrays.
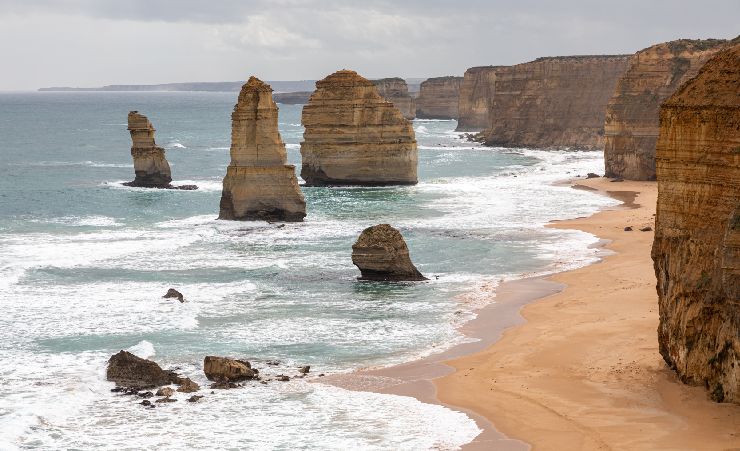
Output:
[[177, 377, 200, 393], [163, 288, 184, 303], [155, 387, 174, 397], [351, 224, 427, 281], [203, 356, 255, 381], [106, 350, 181, 388]]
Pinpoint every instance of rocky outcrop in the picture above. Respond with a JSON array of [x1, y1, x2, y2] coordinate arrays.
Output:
[[351, 224, 427, 281], [106, 351, 181, 388], [163, 288, 184, 303], [203, 356, 255, 381], [372, 78, 416, 119], [604, 39, 728, 180], [483, 55, 630, 149], [273, 91, 312, 104], [416, 76, 463, 119], [300, 70, 418, 186], [456, 66, 505, 131], [652, 42, 740, 404], [123, 111, 172, 187], [219, 76, 306, 222]]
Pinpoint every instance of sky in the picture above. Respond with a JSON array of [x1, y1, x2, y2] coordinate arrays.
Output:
[[0, 0, 737, 90]]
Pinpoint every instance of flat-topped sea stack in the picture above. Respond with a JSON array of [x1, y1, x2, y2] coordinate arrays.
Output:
[[352, 224, 427, 281], [123, 111, 172, 188], [483, 55, 630, 149], [219, 76, 306, 222], [604, 39, 728, 180], [372, 78, 416, 119], [416, 76, 463, 119], [300, 70, 418, 186], [652, 42, 740, 404], [456, 66, 505, 131]]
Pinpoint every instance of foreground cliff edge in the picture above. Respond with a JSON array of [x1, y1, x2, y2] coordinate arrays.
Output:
[[652, 42, 740, 403], [219, 77, 306, 221]]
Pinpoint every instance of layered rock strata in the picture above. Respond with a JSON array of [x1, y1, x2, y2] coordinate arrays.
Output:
[[652, 42, 740, 404], [456, 66, 505, 131], [416, 76, 463, 119], [372, 77, 416, 119], [124, 111, 172, 187], [483, 55, 630, 149], [351, 224, 427, 281], [604, 39, 728, 180], [219, 76, 306, 222], [300, 70, 418, 186]]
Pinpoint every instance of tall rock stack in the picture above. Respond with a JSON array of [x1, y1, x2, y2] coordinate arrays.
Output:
[[124, 111, 172, 188], [652, 42, 740, 404], [604, 39, 728, 180], [416, 76, 463, 119], [372, 78, 416, 120], [300, 70, 418, 186], [456, 66, 505, 131], [483, 55, 630, 149], [219, 76, 306, 222]]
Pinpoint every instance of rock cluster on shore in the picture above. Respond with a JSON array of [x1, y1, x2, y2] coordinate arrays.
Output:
[[351, 224, 427, 281], [416, 76, 463, 120], [300, 70, 418, 186], [604, 39, 729, 180], [652, 42, 740, 404], [456, 66, 505, 131], [106, 350, 182, 388], [372, 77, 416, 120], [123, 111, 173, 188], [219, 76, 306, 222]]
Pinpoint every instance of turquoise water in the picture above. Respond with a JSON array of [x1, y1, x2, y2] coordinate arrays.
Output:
[[0, 92, 618, 449]]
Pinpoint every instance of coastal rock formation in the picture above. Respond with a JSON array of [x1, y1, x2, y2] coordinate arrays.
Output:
[[483, 55, 630, 149], [456, 66, 505, 131], [351, 224, 427, 281], [203, 356, 255, 381], [604, 39, 728, 180], [300, 70, 418, 186], [106, 351, 181, 388], [416, 76, 463, 119], [372, 78, 416, 119], [124, 111, 172, 187], [219, 76, 306, 222], [163, 288, 184, 303], [652, 42, 740, 404]]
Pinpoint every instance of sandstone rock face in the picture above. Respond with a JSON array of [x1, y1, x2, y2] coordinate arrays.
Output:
[[483, 55, 630, 149], [652, 42, 740, 404], [203, 356, 255, 381], [106, 351, 181, 388], [219, 76, 306, 222], [300, 70, 418, 186], [351, 224, 427, 281], [456, 66, 505, 131], [372, 77, 416, 120], [124, 111, 172, 187], [416, 76, 463, 119], [604, 39, 728, 180]]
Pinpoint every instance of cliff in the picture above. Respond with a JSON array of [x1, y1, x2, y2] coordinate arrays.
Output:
[[456, 66, 505, 131], [604, 39, 728, 180], [652, 42, 740, 404], [300, 70, 418, 186], [483, 55, 630, 149], [416, 76, 463, 119], [372, 78, 416, 119], [123, 111, 172, 187], [218, 76, 306, 222]]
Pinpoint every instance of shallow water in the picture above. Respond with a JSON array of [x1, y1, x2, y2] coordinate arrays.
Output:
[[0, 92, 618, 449]]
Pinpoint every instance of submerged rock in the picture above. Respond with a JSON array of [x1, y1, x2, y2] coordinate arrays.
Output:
[[106, 351, 181, 388], [163, 288, 184, 303], [203, 356, 255, 381], [187, 395, 204, 403], [177, 377, 200, 393], [351, 224, 427, 281], [155, 387, 174, 397]]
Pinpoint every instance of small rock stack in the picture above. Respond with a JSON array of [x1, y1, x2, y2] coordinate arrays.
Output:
[[124, 111, 172, 188], [351, 224, 427, 281]]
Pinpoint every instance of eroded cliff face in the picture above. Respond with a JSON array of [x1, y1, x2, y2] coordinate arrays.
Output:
[[372, 78, 416, 120], [300, 70, 418, 186], [219, 76, 306, 222], [456, 66, 505, 131], [483, 55, 630, 149], [652, 43, 740, 404], [604, 39, 728, 180], [125, 111, 172, 187], [416, 76, 463, 119]]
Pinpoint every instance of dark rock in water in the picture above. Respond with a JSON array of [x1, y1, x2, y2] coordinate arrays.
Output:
[[209, 380, 238, 390], [298, 366, 310, 374], [107, 351, 182, 388], [140, 399, 152, 407], [138, 391, 154, 398], [586, 172, 600, 178], [174, 184, 198, 191], [110, 387, 125, 393], [187, 395, 204, 403], [155, 387, 174, 397], [276, 375, 290, 382], [266, 360, 280, 366], [177, 377, 200, 393], [640, 226, 653, 232], [624, 226, 633, 231], [351, 224, 427, 281], [155, 397, 177, 403], [163, 288, 184, 303], [203, 356, 255, 381]]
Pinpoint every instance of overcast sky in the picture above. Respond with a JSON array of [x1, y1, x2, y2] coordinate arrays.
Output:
[[0, 0, 737, 90]]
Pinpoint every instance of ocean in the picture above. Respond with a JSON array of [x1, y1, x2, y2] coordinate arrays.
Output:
[[0, 92, 619, 450]]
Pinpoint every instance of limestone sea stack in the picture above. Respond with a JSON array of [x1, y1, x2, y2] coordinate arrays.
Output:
[[456, 66, 505, 131], [219, 76, 306, 222], [483, 55, 630, 149], [652, 42, 740, 404], [416, 76, 463, 119], [300, 70, 418, 186], [351, 224, 427, 281], [372, 78, 416, 120], [124, 111, 172, 188], [604, 39, 728, 180]]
